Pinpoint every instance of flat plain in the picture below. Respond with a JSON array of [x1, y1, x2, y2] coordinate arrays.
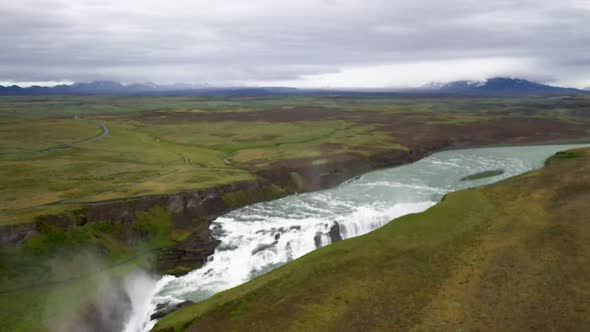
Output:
[[2, 95, 590, 222]]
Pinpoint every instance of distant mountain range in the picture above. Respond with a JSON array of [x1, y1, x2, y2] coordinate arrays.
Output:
[[0, 77, 586, 96], [0, 80, 300, 96], [417, 77, 585, 95], [0, 81, 209, 96]]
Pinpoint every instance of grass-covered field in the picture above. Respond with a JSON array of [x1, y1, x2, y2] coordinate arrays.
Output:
[[0, 98, 403, 220], [2, 95, 590, 224], [154, 148, 590, 332]]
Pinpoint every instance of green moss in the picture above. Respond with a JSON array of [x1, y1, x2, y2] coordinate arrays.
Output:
[[5, 206, 172, 284], [24, 223, 67, 255], [133, 206, 172, 244], [221, 190, 251, 209], [89, 220, 116, 233]]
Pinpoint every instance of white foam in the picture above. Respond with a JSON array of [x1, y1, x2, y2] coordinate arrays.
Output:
[[338, 201, 436, 239], [122, 274, 176, 332]]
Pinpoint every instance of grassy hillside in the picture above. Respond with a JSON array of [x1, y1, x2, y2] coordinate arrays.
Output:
[[154, 147, 590, 332]]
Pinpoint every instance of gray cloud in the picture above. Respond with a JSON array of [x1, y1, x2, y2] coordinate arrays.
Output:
[[1, 0, 589, 87]]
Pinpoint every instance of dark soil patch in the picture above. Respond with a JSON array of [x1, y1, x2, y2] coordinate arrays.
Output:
[[375, 117, 589, 151], [139, 107, 588, 152], [138, 107, 374, 124], [319, 142, 345, 153]]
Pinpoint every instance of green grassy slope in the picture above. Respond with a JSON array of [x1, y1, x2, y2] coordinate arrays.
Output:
[[154, 148, 590, 332], [0, 207, 176, 332]]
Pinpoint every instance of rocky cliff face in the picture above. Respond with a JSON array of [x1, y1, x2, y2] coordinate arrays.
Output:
[[0, 180, 287, 275], [0, 147, 435, 276], [255, 148, 423, 193]]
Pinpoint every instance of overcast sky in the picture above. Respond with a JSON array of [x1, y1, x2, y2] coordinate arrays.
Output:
[[1, 0, 589, 88]]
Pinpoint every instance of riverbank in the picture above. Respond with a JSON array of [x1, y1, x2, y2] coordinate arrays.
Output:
[[153, 147, 590, 332]]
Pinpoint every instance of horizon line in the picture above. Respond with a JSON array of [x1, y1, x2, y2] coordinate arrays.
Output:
[[1, 76, 587, 90]]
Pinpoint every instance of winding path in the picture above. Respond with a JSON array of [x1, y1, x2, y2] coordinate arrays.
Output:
[[39, 120, 110, 152], [0, 120, 111, 217]]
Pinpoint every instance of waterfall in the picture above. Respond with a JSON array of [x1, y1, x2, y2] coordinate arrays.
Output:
[[120, 144, 589, 332]]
